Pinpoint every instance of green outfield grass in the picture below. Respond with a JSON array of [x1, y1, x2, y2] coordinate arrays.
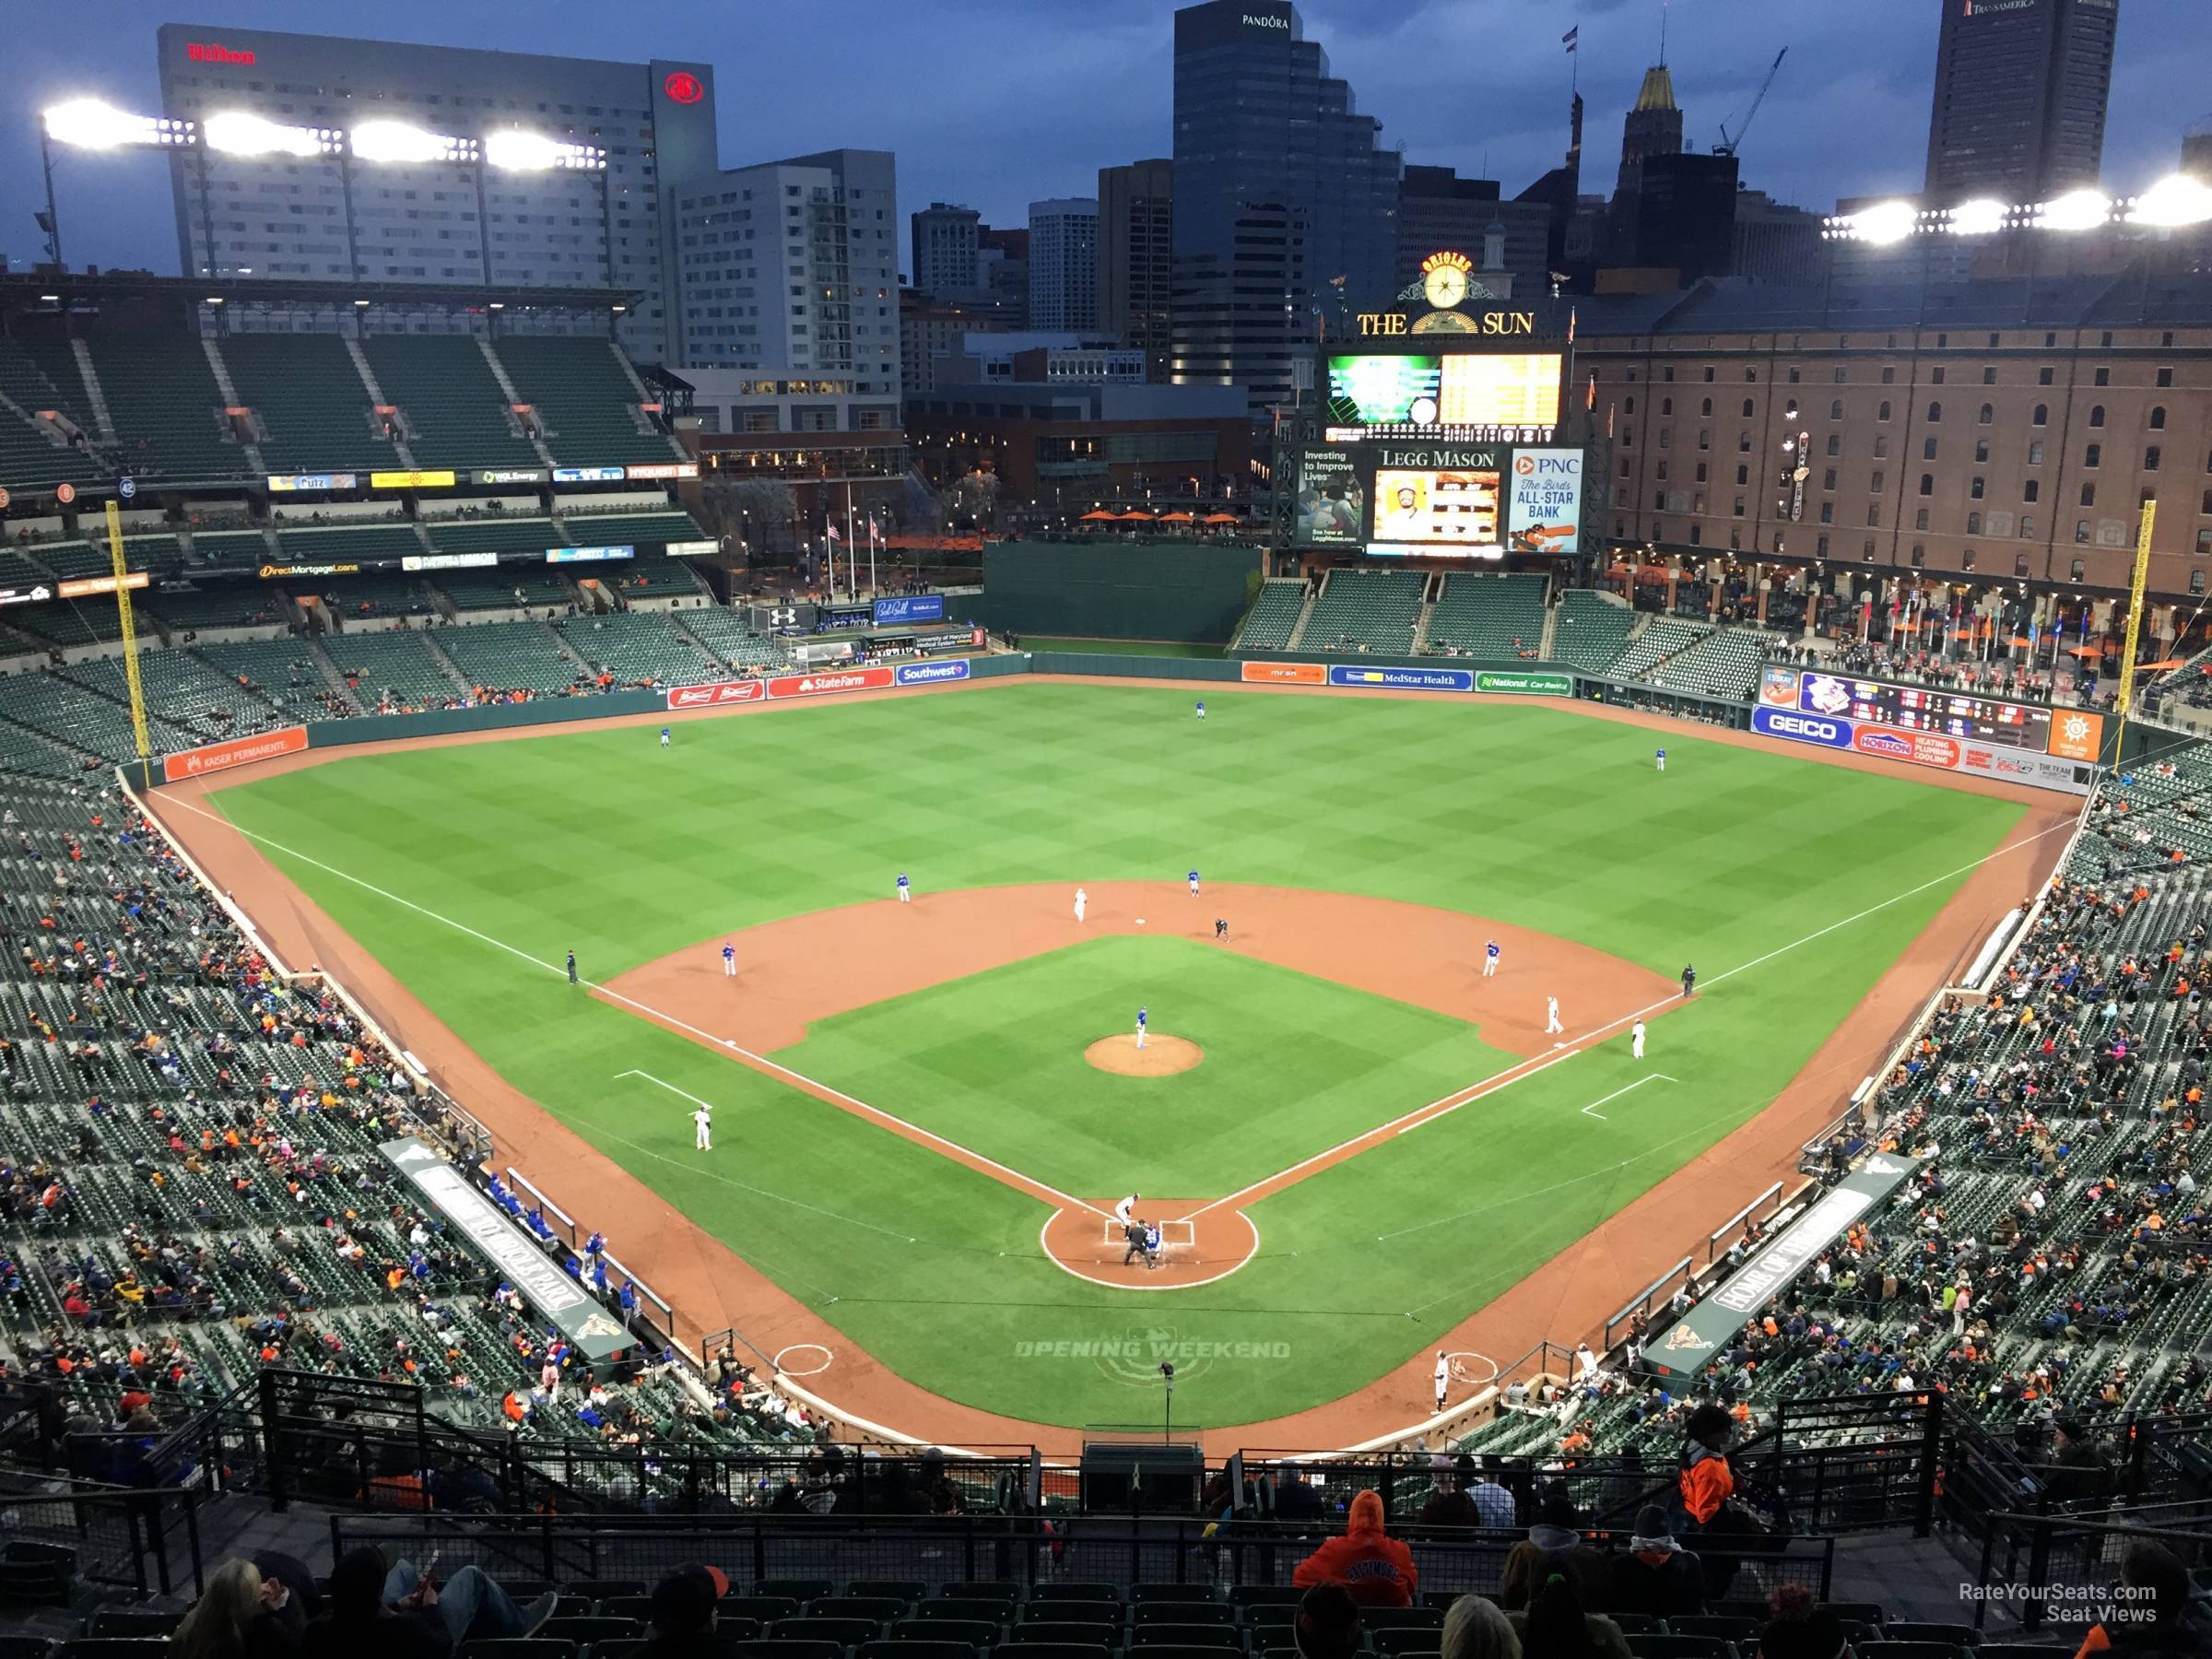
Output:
[[775, 935, 1514, 1196], [206, 682, 2030, 1429], [1025, 636, 1226, 657]]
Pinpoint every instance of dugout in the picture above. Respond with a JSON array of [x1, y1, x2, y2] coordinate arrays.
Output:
[[980, 541, 1263, 644]]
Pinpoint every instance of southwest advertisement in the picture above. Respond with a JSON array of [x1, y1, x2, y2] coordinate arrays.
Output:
[[1506, 449, 1583, 556]]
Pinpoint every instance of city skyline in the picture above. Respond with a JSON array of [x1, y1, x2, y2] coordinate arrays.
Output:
[[9, 0, 2210, 292]]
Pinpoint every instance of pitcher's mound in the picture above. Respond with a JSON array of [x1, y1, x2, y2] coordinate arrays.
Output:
[[1086, 1034, 1203, 1077]]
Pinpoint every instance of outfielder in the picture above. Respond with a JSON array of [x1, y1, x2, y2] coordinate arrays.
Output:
[[1655, 747, 1665, 773], [1631, 1018, 1646, 1060], [1195, 701, 1206, 722], [897, 872, 911, 904], [1545, 995, 1563, 1035], [1484, 939, 1500, 978], [660, 726, 672, 749], [721, 941, 736, 978], [693, 1106, 712, 1151], [1135, 1005, 1148, 1049], [1075, 887, 1088, 924]]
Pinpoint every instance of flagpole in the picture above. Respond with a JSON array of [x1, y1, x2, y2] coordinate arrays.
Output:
[[844, 484, 858, 598], [868, 518, 878, 599]]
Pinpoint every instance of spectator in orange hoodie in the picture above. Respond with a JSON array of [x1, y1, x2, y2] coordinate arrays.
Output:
[[1292, 1489, 1418, 1607]]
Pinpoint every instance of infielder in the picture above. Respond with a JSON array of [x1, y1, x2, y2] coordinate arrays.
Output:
[[1631, 1018, 1647, 1060], [897, 872, 912, 904], [1215, 917, 1229, 941], [693, 1105, 712, 1151], [1655, 747, 1665, 773], [721, 941, 736, 978], [1135, 1005, 1148, 1049], [660, 726, 672, 748], [1187, 868, 1200, 898], [1484, 939, 1500, 978], [1433, 1350, 1450, 1414], [1074, 887, 1088, 924], [1545, 995, 1563, 1035]]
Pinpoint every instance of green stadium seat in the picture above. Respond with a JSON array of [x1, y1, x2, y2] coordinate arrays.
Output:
[[1014, 1626, 1119, 1650], [893, 1622, 999, 1650], [493, 335, 682, 465], [1233, 581, 1308, 651], [220, 335, 394, 473], [85, 329, 246, 480], [359, 335, 541, 470]]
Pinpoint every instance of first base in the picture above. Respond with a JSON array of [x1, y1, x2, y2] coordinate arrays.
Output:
[[1135, 917, 1146, 925]]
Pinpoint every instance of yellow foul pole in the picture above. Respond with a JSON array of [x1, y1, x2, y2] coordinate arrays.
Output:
[[2112, 500, 2157, 766], [103, 500, 153, 788]]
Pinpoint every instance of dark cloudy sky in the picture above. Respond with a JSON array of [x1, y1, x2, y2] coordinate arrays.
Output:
[[11, 0, 2209, 276]]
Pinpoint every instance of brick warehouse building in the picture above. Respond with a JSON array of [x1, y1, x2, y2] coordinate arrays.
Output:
[[1579, 270, 2212, 604]]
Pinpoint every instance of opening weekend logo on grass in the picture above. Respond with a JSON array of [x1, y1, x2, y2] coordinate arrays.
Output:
[[1017, 1327, 1294, 1384]]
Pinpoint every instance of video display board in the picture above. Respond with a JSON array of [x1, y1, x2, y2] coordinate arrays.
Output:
[[1758, 667, 2103, 763], [1372, 464, 1500, 550], [1324, 352, 1563, 442]]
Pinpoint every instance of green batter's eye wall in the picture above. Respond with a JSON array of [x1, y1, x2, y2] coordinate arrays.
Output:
[[978, 541, 1264, 644]]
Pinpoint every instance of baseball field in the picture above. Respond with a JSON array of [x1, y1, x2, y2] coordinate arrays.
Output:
[[174, 678, 2054, 1437]]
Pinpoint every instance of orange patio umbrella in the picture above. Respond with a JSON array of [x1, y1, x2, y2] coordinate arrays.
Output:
[[1159, 511, 1195, 524], [1117, 509, 1154, 520], [1078, 510, 1117, 522], [1201, 512, 1240, 524]]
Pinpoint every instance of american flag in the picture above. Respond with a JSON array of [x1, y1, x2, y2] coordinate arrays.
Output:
[[826, 524, 841, 542]]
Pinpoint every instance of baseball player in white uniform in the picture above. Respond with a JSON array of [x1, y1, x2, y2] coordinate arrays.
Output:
[[1631, 1018, 1647, 1059], [1433, 1350, 1450, 1414], [693, 1106, 712, 1151], [896, 872, 911, 903], [1074, 887, 1088, 923], [1546, 996, 1563, 1035], [1114, 1193, 1139, 1227], [1187, 868, 1200, 899], [722, 941, 736, 978], [1483, 940, 1500, 978]]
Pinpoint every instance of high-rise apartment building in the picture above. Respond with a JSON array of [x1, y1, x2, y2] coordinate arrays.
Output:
[[1098, 160, 1173, 376], [672, 149, 900, 396], [1394, 167, 1549, 298], [1026, 198, 1099, 332], [911, 202, 981, 298], [1924, 0, 2118, 202], [154, 22, 717, 363], [1170, 0, 1399, 416]]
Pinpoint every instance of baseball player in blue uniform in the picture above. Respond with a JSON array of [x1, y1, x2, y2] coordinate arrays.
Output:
[[1484, 939, 1500, 978], [897, 872, 911, 904], [1187, 867, 1200, 898], [721, 941, 736, 978], [1135, 1005, 1148, 1050], [1655, 747, 1665, 773], [660, 726, 671, 748]]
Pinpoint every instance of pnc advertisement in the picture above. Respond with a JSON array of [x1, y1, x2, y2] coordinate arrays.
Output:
[[1505, 449, 1583, 555]]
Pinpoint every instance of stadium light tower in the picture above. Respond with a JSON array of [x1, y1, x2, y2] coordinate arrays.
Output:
[[40, 100, 197, 276]]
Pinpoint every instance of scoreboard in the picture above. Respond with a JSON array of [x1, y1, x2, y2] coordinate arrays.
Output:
[[1759, 667, 2103, 765]]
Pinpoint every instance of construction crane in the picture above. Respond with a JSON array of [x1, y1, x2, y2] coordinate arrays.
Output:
[[1715, 47, 1787, 158]]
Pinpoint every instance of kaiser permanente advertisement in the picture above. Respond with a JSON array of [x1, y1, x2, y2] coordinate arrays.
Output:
[[1506, 448, 1583, 555]]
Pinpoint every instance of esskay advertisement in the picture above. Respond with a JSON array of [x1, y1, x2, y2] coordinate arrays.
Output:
[[1292, 451, 1363, 547], [1506, 449, 1583, 555]]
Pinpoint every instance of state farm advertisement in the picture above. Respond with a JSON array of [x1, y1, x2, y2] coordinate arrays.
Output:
[[767, 666, 896, 700], [665, 680, 765, 711]]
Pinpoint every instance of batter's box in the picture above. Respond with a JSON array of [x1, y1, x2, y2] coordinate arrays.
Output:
[[1100, 1218, 1197, 1251]]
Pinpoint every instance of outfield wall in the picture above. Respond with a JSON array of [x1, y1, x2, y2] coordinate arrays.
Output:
[[980, 542, 1262, 643]]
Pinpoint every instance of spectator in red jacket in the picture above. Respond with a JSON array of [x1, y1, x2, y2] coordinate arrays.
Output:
[[1292, 1489, 1418, 1607]]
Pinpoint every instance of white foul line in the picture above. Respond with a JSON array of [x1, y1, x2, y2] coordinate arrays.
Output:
[[617, 1068, 716, 1112], [1578, 1072, 1677, 1121], [147, 790, 1113, 1222], [1182, 812, 2076, 1221]]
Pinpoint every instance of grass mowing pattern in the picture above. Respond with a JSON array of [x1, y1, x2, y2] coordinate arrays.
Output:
[[207, 684, 2026, 1428], [775, 935, 1516, 1196]]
